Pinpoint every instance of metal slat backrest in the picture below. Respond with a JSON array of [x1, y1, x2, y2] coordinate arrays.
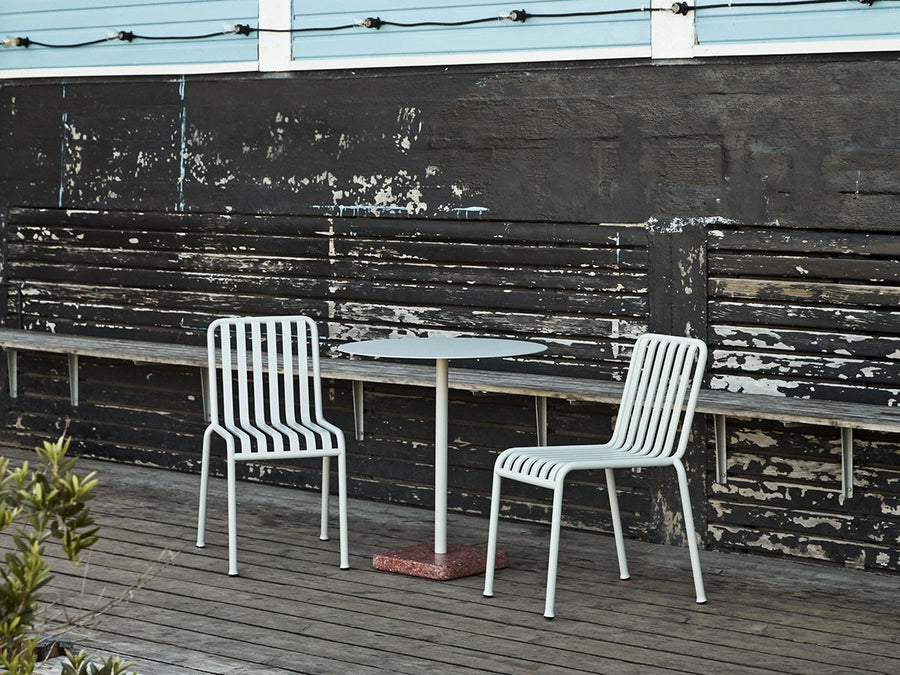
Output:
[[609, 333, 707, 460], [206, 315, 340, 459]]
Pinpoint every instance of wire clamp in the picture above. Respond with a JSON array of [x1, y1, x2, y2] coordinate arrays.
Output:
[[671, 2, 692, 15]]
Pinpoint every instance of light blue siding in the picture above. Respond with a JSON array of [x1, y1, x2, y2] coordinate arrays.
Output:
[[0, 0, 257, 70], [291, 1, 651, 62], [695, 0, 898, 46], [2, 0, 899, 75]]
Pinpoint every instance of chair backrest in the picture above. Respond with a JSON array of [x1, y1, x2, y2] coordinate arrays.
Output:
[[609, 333, 707, 460], [206, 315, 342, 458]]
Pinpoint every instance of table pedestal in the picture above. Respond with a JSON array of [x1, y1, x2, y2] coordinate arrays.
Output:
[[373, 542, 508, 581], [338, 337, 547, 582]]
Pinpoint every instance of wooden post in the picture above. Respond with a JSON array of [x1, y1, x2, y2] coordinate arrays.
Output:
[[646, 218, 709, 548]]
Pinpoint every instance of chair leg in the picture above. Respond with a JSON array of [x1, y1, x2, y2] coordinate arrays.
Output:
[[605, 469, 630, 580], [320, 455, 331, 541], [674, 459, 706, 603], [226, 454, 239, 576], [544, 482, 566, 619], [196, 429, 212, 548], [337, 452, 349, 569], [483, 472, 503, 598]]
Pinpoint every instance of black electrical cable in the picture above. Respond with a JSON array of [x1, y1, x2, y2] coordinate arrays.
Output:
[[376, 16, 506, 28], [4, 30, 229, 48], [698, 0, 856, 8], [126, 31, 231, 41], [522, 8, 661, 20], [15, 36, 112, 48], [251, 24, 358, 33]]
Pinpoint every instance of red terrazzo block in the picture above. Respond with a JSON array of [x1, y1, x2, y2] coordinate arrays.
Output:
[[372, 542, 509, 580]]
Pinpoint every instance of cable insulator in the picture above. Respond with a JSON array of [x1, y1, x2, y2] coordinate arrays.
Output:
[[233, 24, 253, 36], [508, 9, 529, 23], [364, 17, 383, 29], [671, 2, 692, 14], [117, 30, 134, 42]]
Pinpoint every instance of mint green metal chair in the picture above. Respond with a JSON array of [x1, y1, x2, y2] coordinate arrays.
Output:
[[483, 333, 708, 618], [196, 315, 349, 575]]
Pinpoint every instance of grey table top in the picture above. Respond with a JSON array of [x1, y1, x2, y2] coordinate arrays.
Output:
[[337, 337, 547, 361]]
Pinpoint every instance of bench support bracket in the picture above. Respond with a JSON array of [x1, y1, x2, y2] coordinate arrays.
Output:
[[200, 367, 210, 422], [714, 414, 727, 484], [714, 413, 855, 500], [351, 380, 365, 441], [841, 427, 853, 500], [535, 395, 548, 446], [6, 350, 17, 399], [68, 354, 79, 406]]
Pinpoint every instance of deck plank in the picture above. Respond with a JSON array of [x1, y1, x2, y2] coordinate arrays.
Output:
[[2, 446, 898, 674]]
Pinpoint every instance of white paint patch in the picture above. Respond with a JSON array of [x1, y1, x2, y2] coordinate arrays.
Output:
[[647, 216, 744, 233], [708, 376, 798, 396], [393, 106, 422, 155]]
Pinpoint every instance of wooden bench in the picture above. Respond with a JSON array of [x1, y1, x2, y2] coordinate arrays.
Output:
[[1, 328, 898, 500]]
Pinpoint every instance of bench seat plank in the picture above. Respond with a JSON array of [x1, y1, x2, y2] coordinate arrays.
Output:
[[0, 328, 897, 500]]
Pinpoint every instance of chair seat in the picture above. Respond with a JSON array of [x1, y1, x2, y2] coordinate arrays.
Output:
[[496, 444, 680, 486], [210, 420, 343, 459]]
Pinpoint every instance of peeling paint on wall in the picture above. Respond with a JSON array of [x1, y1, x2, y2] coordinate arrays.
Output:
[[58, 85, 67, 208], [176, 76, 187, 212]]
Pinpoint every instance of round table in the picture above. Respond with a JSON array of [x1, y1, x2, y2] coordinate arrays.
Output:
[[338, 337, 546, 570]]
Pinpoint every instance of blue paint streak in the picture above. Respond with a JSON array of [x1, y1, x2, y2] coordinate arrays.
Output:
[[58, 85, 67, 208], [452, 206, 489, 220], [177, 76, 186, 212], [175, 75, 187, 211]]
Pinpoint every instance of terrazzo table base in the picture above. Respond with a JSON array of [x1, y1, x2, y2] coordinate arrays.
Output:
[[373, 542, 508, 581]]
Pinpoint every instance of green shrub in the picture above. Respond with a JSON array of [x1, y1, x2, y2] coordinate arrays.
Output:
[[0, 436, 135, 674]]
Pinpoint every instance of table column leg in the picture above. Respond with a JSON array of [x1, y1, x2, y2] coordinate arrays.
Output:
[[434, 358, 449, 555]]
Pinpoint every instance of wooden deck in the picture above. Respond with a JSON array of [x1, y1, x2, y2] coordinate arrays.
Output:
[[3, 446, 898, 674]]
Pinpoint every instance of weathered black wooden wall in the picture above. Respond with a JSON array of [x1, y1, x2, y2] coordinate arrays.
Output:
[[707, 224, 900, 569], [0, 52, 898, 573], [0, 207, 664, 545]]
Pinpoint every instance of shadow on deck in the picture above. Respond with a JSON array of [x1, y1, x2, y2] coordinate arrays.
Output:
[[3, 446, 898, 674]]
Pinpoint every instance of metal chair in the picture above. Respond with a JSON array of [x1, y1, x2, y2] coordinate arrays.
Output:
[[196, 315, 349, 575], [483, 333, 707, 618]]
